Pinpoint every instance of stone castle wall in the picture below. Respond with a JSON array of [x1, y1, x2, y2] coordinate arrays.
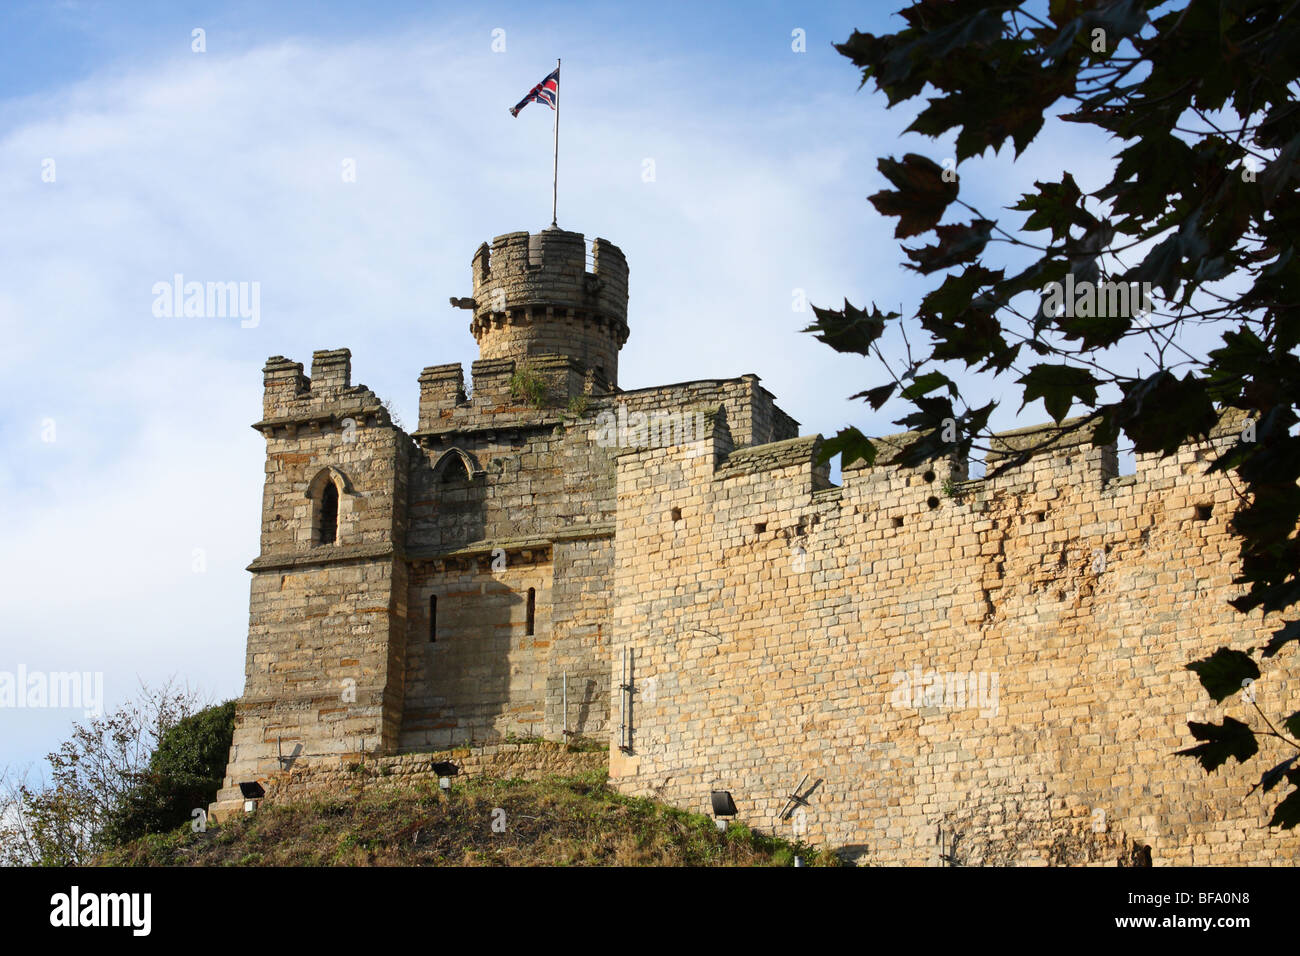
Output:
[[259, 741, 606, 808], [607, 412, 1299, 865], [216, 351, 413, 810], [214, 229, 1298, 866]]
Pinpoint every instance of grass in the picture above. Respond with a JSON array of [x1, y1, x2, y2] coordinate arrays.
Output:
[[97, 770, 843, 867], [509, 363, 549, 408], [503, 731, 546, 746], [565, 395, 590, 419]]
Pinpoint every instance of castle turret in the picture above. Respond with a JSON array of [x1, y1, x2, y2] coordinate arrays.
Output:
[[468, 228, 629, 390], [209, 349, 411, 822]]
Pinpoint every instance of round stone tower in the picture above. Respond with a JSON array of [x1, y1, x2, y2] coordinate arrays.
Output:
[[469, 227, 629, 389]]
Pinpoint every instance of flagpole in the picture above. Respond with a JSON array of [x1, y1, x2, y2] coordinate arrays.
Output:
[[551, 58, 560, 228]]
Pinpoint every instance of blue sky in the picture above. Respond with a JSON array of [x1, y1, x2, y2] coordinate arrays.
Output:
[[0, 1, 1193, 773]]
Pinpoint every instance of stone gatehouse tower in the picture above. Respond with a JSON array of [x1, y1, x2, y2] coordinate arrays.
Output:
[[213, 227, 1298, 866]]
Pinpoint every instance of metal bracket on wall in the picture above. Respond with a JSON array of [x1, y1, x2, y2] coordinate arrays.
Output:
[[276, 735, 303, 771], [938, 826, 962, 867], [778, 772, 819, 820], [562, 671, 570, 738], [618, 647, 634, 753]]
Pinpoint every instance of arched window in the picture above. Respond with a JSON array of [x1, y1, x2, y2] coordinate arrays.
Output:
[[319, 481, 338, 545], [432, 448, 478, 485], [440, 454, 471, 483], [307, 468, 348, 547]]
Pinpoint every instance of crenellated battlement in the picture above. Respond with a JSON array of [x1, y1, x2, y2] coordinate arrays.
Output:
[[470, 229, 629, 325], [258, 349, 393, 432], [716, 434, 831, 490], [609, 409, 1254, 548]]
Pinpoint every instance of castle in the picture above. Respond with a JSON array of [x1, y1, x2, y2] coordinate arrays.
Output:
[[212, 227, 1298, 865]]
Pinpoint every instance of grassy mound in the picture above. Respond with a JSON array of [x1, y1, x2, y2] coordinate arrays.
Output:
[[99, 769, 842, 866]]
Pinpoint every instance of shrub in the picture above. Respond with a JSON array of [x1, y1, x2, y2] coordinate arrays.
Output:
[[509, 363, 549, 408], [100, 700, 235, 847]]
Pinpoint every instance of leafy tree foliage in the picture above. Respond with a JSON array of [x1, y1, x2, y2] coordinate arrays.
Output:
[[101, 700, 235, 847], [0, 682, 212, 864], [809, 0, 1299, 826]]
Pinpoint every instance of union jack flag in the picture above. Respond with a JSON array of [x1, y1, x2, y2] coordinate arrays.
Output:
[[509, 67, 559, 117]]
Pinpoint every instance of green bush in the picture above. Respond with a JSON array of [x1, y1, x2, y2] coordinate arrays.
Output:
[[101, 700, 235, 847]]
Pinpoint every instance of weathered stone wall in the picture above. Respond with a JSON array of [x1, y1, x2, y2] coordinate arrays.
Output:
[[603, 375, 798, 450], [244, 741, 606, 816], [407, 421, 616, 556], [397, 538, 615, 752], [608, 417, 1299, 865], [400, 551, 555, 749], [215, 352, 413, 816], [398, 374, 788, 752], [546, 537, 614, 740]]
